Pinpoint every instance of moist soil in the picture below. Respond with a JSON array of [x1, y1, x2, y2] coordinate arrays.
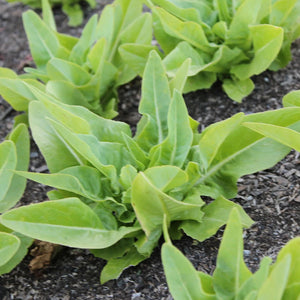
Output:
[[0, 1, 299, 299]]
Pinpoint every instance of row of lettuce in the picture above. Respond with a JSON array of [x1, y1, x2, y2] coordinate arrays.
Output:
[[0, 0, 300, 299]]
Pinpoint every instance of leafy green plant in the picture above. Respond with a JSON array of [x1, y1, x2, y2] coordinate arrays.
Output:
[[162, 208, 300, 300], [124, 0, 300, 102], [6, 0, 96, 26], [0, 124, 33, 275], [1, 51, 300, 283], [0, 0, 154, 119]]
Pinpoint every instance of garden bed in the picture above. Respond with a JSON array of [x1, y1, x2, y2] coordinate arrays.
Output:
[[0, 1, 299, 299]]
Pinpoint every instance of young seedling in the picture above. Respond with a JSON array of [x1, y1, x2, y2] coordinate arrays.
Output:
[[162, 208, 300, 300]]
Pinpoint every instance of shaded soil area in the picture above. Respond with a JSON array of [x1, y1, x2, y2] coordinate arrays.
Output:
[[0, 1, 299, 299]]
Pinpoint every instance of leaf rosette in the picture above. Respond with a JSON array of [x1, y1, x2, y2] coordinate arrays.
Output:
[[122, 0, 300, 101], [1, 52, 300, 282], [0, 0, 154, 120]]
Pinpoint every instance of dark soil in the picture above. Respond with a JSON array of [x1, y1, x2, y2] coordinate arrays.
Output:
[[0, 1, 299, 299]]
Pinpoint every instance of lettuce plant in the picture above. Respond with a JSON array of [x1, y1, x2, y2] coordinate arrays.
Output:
[[162, 208, 300, 300], [132, 0, 300, 102], [0, 124, 33, 275], [0, 0, 154, 119], [6, 0, 96, 26], [1, 52, 300, 282]]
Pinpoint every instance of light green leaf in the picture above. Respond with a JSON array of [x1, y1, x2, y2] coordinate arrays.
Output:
[[0, 78, 41, 111], [143, 166, 188, 192], [169, 58, 191, 95], [48, 119, 122, 185], [0, 232, 20, 267], [214, 0, 231, 23], [282, 90, 300, 107], [69, 14, 98, 65], [236, 257, 272, 300], [198, 113, 244, 170], [23, 11, 68, 69], [1, 198, 141, 249], [181, 196, 254, 242], [0, 67, 18, 78], [213, 209, 252, 300], [47, 58, 92, 86], [0, 232, 33, 275], [183, 72, 217, 93], [162, 243, 215, 300], [150, 0, 204, 23], [122, 133, 149, 169], [42, 0, 56, 31], [149, 90, 193, 167], [270, 0, 297, 27], [87, 37, 107, 74], [119, 165, 138, 190], [120, 13, 152, 45], [118, 44, 158, 76], [135, 51, 172, 151], [257, 255, 291, 300], [29, 101, 84, 172], [16, 166, 105, 201], [55, 33, 78, 52], [1, 124, 30, 212], [151, 10, 182, 54], [29, 85, 130, 141], [96, 0, 143, 63], [195, 108, 300, 198], [154, 7, 212, 53], [46, 80, 98, 111], [243, 122, 300, 152], [0, 141, 16, 212], [274, 237, 300, 299], [62, 3, 83, 27], [163, 41, 206, 77], [132, 169, 203, 236], [227, 0, 269, 47], [222, 77, 255, 102], [100, 248, 147, 283], [231, 24, 284, 80]]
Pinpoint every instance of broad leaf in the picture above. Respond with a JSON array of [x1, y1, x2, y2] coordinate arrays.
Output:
[[181, 196, 254, 242], [0, 141, 17, 212], [149, 90, 193, 167], [213, 209, 252, 299], [0, 232, 33, 275], [132, 167, 203, 236], [274, 237, 300, 299], [23, 11, 68, 69], [282, 90, 300, 107], [231, 25, 284, 80], [1, 124, 30, 212], [1, 198, 141, 249], [135, 51, 172, 151], [243, 122, 300, 152], [162, 243, 214, 300], [100, 248, 146, 284], [0, 232, 20, 267]]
